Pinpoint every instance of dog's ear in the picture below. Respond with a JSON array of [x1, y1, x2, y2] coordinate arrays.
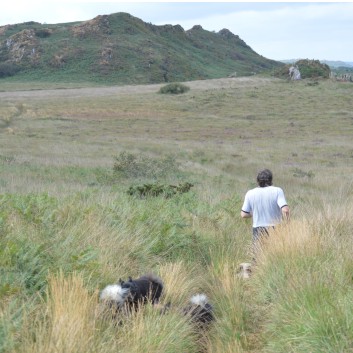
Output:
[[128, 276, 133, 282], [118, 278, 124, 285]]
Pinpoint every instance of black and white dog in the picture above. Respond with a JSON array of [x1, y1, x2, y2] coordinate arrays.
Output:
[[100, 275, 214, 330], [99, 273, 164, 317], [183, 294, 215, 329]]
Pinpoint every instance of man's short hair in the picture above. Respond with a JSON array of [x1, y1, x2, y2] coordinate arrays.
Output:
[[257, 169, 273, 187]]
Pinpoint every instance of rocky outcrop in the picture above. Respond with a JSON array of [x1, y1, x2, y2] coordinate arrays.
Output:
[[71, 15, 111, 38], [3, 29, 40, 64]]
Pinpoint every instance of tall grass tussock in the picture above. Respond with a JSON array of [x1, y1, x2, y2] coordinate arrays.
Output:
[[0, 76, 352, 352]]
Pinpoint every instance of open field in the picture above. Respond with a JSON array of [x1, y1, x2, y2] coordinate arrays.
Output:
[[1, 76, 353, 353], [1, 77, 353, 194]]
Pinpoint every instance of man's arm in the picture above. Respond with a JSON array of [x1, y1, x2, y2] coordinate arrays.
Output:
[[241, 210, 252, 219], [241, 191, 252, 219], [281, 205, 290, 221]]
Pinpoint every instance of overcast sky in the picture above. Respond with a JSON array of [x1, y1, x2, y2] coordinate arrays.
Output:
[[1, 1, 353, 62]]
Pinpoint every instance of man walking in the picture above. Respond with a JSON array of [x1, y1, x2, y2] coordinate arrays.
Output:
[[241, 169, 290, 252]]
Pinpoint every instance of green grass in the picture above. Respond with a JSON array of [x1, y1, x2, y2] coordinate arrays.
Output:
[[0, 76, 352, 352], [251, 220, 353, 353]]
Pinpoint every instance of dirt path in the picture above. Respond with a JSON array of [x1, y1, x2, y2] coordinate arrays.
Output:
[[0, 77, 274, 100]]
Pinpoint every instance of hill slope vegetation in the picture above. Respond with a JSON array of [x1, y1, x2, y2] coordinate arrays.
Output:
[[0, 12, 282, 84]]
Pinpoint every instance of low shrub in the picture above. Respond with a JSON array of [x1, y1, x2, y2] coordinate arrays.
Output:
[[158, 82, 190, 94], [0, 63, 20, 78], [34, 28, 52, 38], [127, 182, 193, 198], [273, 59, 330, 80], [292, 168, 315, 178], [296, 59, 330, 79]]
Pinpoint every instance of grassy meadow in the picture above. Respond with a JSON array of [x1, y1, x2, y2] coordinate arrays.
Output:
[[0, 76, 353, 353]]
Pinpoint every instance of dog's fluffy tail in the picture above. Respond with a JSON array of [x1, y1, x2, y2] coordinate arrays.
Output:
[[99, 284, 129, 306], [139, 273, 164, 304], [190, 293, 209, 307], [139, 273, 164, 288]]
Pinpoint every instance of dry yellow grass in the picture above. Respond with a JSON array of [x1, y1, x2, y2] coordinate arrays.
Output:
[[115, 305, 198, 353], [23, 272, 97, 353], [206, 338, 244, 353], [255, 220, 316, 262], [159, 261, 202, 305]]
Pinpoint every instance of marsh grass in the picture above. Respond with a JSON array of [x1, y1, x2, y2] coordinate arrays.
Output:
[[1, 77, 353, 352], [22, 272, 97, 353], [206, 259, 248, 352], [0, 299, 24, 353], [116, 305, 199, 353], [159, 261, 203, 305], [250, 218, 353, 353]]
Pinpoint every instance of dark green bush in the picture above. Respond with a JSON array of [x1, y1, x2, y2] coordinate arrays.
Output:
[[34, 28, 52, 38], [0, 63, 20, 78], [158, 82, 190, 94], [274, 59, 330, 80], [127, 182, 193, 198], [292, 168, 315, 178], [296, 59, 330, 79]]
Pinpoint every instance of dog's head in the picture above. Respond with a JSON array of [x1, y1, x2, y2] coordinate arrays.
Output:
[[189, 294, 209, 307], [99, 284, 130, 307], [238, 262, 252, 279], [119, 275, 163, 305], [119, 277, 137, 291]]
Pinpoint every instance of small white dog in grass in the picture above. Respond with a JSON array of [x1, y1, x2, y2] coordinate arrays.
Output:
[[238, 262, 252, 279]]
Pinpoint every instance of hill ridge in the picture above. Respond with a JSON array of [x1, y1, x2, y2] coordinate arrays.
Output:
[[0, 12, 283, 84]]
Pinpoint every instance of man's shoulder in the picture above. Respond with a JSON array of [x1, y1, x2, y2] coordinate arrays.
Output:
[[245, 187, 264, 199], [246, 187, 258, 195], [249, 186, 283, 194], [246, 185, 283, 194]]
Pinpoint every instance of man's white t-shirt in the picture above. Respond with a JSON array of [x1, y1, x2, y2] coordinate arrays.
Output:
[[241, 186, 288, 228]]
